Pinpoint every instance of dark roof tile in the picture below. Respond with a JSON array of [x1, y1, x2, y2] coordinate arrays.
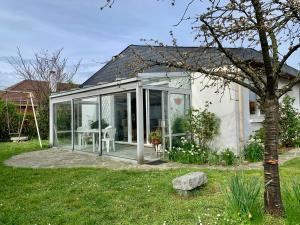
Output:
[[81, 45, 299, 87]]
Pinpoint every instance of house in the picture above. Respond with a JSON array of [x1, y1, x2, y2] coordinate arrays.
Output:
[[49, 45, 300, 164], [0, 79, 77, 112]]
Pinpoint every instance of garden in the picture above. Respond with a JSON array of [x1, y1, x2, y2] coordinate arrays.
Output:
[[162, 96, 300, 166], [1, 97, 300, 224], [0, 140, 299, 224]]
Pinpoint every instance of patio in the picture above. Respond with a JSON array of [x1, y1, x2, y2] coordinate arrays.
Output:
[[5, 147, 300, 170], [69, 143, 160, 161]]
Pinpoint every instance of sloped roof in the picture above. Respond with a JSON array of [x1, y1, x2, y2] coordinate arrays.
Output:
[[0, 80, 78, 105], [6, 79, 77, 92], [81, 45, 299, 87]]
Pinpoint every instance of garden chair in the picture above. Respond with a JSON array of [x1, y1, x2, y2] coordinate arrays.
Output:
[[102, 126, 116, 152]]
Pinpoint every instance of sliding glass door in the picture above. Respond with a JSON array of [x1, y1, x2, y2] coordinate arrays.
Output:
[[73, 97, 99, 152]]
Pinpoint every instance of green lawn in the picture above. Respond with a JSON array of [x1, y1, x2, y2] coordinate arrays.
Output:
[[0, 140, 299, 225]]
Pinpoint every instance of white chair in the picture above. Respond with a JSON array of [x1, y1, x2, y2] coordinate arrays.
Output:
[[102, 126, 116, 152]]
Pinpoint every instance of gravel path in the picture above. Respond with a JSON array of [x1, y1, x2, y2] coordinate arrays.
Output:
[[4, 148, 300, 171]]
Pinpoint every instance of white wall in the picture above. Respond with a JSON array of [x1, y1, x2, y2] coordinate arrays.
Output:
[[191, 73, 240, 154], [243, 79, 300, 143]]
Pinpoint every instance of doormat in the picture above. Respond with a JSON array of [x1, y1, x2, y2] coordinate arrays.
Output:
[[145, 160, 168, 165]]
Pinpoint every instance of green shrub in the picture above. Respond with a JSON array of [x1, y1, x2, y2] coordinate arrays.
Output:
[[167, 139, 237, 166], [283, 179, 300, 225], [279, 96, 300, 147], [37, 99, 49, 139], [171, 117, 186, 134], [207, 150, 221, 165], [226, 175, 262, 222], [167, 137, 208, 164], [221, 148, 235, 166], [244, 140, 264, 162], [21, 113, 37, 138], [244, 129, 264, 162], [185, 102, 220, 148], [0, 98, 20, 141], [253, 127, 265, 143]]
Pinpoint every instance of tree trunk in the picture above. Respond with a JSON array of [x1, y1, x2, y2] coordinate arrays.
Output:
[[263, 96, 284, 216]]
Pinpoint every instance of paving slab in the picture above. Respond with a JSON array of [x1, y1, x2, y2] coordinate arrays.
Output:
[[4, 148, 300, 171]]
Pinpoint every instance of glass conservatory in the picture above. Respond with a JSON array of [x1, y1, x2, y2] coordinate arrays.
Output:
[[49, 72, 191, 164]]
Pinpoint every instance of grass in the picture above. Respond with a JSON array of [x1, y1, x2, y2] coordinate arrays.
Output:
[[0, 140, 299, 224]]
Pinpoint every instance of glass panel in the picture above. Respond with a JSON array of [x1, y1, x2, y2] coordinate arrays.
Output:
[[149, 90, 162, 132], [114, 93, 128, 142], [54, 101, 71, 147], [249, 91, 257, 115], [162, 91, 168, 152], [169, 77, 191, 89], [101, 93, 129, 142], [131, 92, 137, 142], [142, 76, 191, 90], [73, 97, 99, 152], [101, 92, 138, 160], [101, 95, 114, 128], [170, 94, 190, 148], [249, 91, 264, 115]]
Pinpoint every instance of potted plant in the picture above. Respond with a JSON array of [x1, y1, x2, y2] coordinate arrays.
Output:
[[149, 129, 162, 152]]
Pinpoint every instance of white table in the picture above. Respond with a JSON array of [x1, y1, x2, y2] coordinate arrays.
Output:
[[76, 129, 99, 152]]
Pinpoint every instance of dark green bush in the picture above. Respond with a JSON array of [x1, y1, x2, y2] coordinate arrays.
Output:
[[37, 99, 49, 139], [221, 148, 235, 166], [21, 113, 37, 138], [171, 117, 186, 134], [244, 141, 264, 162], [90, 119, 109, 129], [0, 97, 38, 140], [0, 98, 19, 141]]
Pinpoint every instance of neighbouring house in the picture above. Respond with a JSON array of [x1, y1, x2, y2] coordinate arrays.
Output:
[[49, 45, 300, 164], [0, 79, 77, 112]]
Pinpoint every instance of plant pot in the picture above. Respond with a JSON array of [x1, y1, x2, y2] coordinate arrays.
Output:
[[151, 139, 161, 145]]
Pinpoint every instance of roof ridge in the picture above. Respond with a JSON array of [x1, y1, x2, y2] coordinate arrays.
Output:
[[128, 44, 259, 51]]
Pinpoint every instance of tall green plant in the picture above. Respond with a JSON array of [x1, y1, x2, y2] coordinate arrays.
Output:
[[283, 179, 300, 225], [279, 96, 300, 147], [226, 175, 262, 221], [185, 102, 220, 148]]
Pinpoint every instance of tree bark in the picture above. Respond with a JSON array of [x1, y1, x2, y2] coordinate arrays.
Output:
[[263, 96, 284, 216]]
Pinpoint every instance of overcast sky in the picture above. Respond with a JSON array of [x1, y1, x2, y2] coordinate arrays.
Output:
[[0, 0, 198, 89], [0, 0, 299, 89]]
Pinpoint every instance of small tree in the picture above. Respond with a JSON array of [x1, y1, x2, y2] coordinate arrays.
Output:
[[8, 48, 80, 139]]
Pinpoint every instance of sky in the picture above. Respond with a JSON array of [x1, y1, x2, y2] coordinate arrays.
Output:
[[0, 0, 299, 89], [0, 0, 198, 89]]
